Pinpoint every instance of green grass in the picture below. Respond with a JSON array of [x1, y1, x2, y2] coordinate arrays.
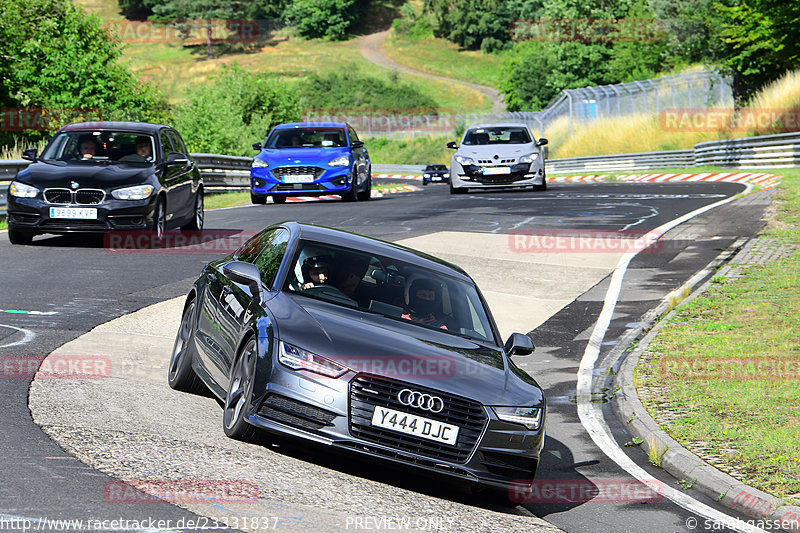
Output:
[[634, 167, 800, 500], [366, 136, 453, 165], [383, 29, 505, 89], [0, 216, 6, 231]]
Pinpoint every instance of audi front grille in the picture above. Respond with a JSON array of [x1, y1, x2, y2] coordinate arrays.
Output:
[[349, 375, 487, 463]]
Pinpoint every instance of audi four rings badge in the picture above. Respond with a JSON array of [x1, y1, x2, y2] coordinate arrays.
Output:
[[397, 389, 444, 413]]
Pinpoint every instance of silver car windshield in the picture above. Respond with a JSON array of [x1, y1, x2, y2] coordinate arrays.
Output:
[[462, 127, 531, 145], [40, 132, 156, 164], [265, 128, 347, 148], [284, 240, 497, 344]]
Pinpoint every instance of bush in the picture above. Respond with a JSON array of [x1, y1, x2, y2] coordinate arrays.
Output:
[[173, 65, 300, 155], [297, 67, 438, 114], [283, 0, 364, 40]]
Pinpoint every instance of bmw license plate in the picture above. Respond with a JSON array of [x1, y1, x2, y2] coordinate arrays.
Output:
[[49, 207, 97, 219], [283, 175, 315, 183], [483, 167, 511, 175], [371, 406, 459, 446]]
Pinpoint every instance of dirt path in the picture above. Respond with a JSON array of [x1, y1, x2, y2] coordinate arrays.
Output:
[[358, 30, 506, 113]]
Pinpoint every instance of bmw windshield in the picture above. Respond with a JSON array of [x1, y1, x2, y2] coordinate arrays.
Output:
[[40, 131, 156, 164], [265, 127, 347, 149], [284, 240, 498, 344]]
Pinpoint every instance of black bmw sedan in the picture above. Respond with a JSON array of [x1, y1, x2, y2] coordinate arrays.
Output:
[[169, 222, 546, 496], [6, 121, 203, 244]]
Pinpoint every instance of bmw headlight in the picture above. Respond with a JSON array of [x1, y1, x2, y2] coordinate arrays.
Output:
[[519, 153, 540, 164], [9, 181, 39, 198], [493, 406, 543, 430], [454, 155, 475, 166], [111, 184, 154, 200], [251, 158, 269, 168], [328, 156, 350, 167], [278, 341, 349, 378], [423, 173, 430, 178]]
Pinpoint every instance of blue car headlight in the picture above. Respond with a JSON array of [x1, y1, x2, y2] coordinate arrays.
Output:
[[251, 158, 269, 168], [327, 156, 350, 167], [492, 406, 544, 430]]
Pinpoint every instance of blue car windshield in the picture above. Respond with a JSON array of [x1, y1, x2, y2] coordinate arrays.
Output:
[[265, 128, 347, 149], [284, 240, 498, 344]]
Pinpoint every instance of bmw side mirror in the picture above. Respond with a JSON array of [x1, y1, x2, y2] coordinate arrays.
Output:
[[22, 148, 37, 161], [447, 141, 458, 149], [537, 138, 549, 146], [223, 261, 264, 301], [252, 142, 262, 151], [167, 152, 189, 165], [505, 333, 534, 357], [351, 140, 364, 149]]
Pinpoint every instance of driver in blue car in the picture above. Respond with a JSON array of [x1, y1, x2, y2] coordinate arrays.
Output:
[[301, 255, 332, 290], [402, 278, 449, 330]]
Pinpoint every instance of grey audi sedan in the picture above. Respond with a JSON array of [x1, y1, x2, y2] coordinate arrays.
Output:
[[447, 123, 548, 194]]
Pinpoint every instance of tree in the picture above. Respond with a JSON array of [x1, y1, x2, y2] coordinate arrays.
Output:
[[0, 0, 166, 142], [282, 0, 364, 40], [172, 65, 300, 155], [150, 0, 241, 59]]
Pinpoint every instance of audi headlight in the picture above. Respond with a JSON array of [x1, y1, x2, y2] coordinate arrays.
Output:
[[493, 406, 543, 430], [519, 153, 540, 164], [278, 341, 349, 378], [111, 184, 154, 200], [455, 155, 475, 166], [328, 156, 350, 167], [9, 181, 39, 198], [251, 158, 269, 168]]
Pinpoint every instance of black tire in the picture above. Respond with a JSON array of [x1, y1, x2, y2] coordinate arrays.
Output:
[[251, 193, 267, 205], [450, 184, 467, 195], [8, 228, 34, 245], [151, 197, 166, 239], [533, 174, 547, 192], [342, 169, 359, 202], [422, 180, 429, 186], [223, 337, 258, 441], [357, 175, 372, 201], [167, 299, 204, 393], [272, 195, 286, 204], [181, 189, 204, 230]]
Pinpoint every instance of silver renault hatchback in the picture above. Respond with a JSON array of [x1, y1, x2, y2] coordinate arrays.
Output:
[[447, 123, 548, 194]]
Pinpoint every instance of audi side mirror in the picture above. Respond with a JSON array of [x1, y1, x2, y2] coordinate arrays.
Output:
[[22, 148, 37, 161], [223, 261, 264, 302], [504, 333, 534, 357]]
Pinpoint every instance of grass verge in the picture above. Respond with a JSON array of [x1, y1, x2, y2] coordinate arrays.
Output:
[[0, 216, 6, 230], [634, 167, 800, 500]]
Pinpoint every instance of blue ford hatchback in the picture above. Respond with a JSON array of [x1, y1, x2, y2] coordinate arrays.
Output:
[[250, 122, 371, 204]]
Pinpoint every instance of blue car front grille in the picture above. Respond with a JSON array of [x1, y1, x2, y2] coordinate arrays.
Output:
[[270, 166, 325, 180]]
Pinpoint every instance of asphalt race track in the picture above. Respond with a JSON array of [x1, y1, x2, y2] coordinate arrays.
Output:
[[0, 179, 773, 532]]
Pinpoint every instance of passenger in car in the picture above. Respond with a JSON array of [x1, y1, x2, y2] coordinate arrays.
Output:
[[402, 278, 450, 330], [335, 258, 371, 307]]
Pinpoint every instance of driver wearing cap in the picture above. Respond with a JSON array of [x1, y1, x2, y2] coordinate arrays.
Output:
[[301, 255, 331, 290]]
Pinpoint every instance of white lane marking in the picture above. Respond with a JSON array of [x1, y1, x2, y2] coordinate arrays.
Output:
[[576, 182, 768, 533], [0, 324, 36, 348]]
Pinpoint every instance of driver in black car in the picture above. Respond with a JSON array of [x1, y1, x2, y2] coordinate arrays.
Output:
[[402, 278, 450, 330], [300, 255, 332, 290]]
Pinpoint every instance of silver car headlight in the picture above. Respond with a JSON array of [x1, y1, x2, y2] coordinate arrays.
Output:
[[493, 406, 544, 430], [278, 341, 349, 378], [251, 158, 269, 168], [519, 153, 540, 164], [9, 181, 39, 198], [328, 156, 350, 167], [455, 155, 475, 166], [111, 185, 154, 200]]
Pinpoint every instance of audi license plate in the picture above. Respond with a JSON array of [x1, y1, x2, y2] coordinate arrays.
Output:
[[371, 406, 459, 446], [483, 167, 511, 175], [49, 207, 97, 220], [283, 175, 315, 183]]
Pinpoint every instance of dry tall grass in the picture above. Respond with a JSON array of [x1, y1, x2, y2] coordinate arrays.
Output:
[[549, 69, 800, 158]]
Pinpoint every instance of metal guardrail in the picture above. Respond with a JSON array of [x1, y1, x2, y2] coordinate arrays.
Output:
[[0, 130, 796, 215]]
